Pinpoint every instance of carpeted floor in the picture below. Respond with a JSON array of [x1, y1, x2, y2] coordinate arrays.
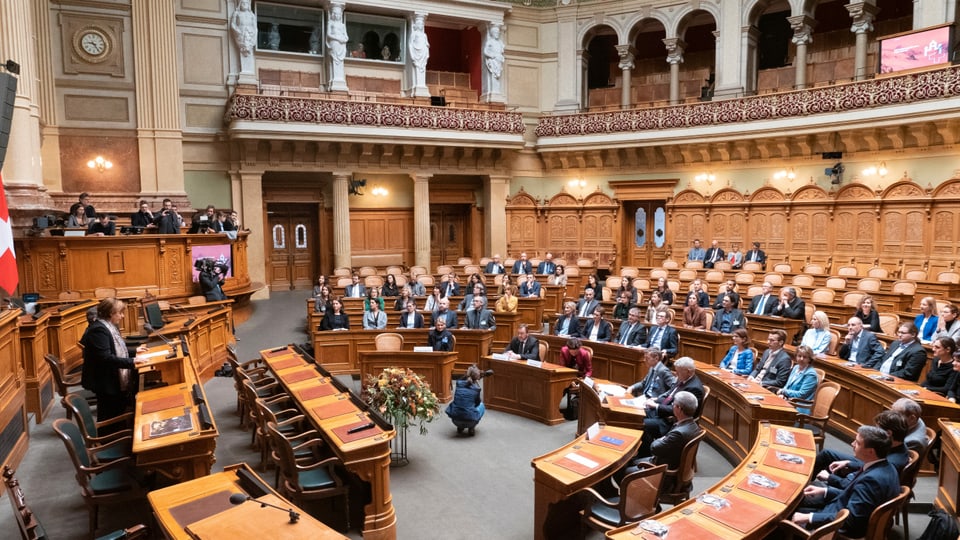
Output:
[[0, 291, 934, 539]]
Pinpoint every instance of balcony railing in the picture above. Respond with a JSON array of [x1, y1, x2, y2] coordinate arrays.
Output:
[[536, 65, 960, 137]]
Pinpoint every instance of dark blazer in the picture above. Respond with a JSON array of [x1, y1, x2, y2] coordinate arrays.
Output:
[[156, 211, 180, 234], [576, 298, 600, 317], [853, 309, 882, 333], [703, 247, 725, 268], [484, 262, 505, 274], [810, 460, 900, 538], [431, 309, 459, 329], [651, 418, 703, 470], [130, 210, 153, 228], [463, 309, 496, 330], [651, 375, 705, 419], [537, 261, 556, 275], [710, 308, 747, 333], [744, 248, 767, 268], [629, 362, 677, 398], [866, 339, 927, 382], [87, 221, 116, 236], [398, 311, 424, 329], [519, 280, 541, 297], [712, 291, 741, 310], [616, 321, 645, 347], [772, 296, 806, 320], [748, 293, 776, 315], [512, 260, 533, 274], [750, 348, 792, 390], [320, 311, 350, 331], [838, 329, 885, 365], [505, 336, 539, 360], [554, 314, 581, 337], [344, 283, 366, 298], [687, 290, 710, 308], [644, 325, 679, 358], [429, 329, 454, 351], [80, 321, 136, 396], [581, 319, 613, 343], [442, 281, 461, 298]]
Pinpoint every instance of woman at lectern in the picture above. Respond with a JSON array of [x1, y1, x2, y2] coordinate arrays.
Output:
[[446, 365, 485, 436], [320, 298, 350, 331]]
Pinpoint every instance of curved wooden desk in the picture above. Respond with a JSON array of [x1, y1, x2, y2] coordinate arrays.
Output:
[[531, 425, 643, 540], [480, 355, 578, 425], [18, 312, 53, 423], [42, 299, 98, 374], [537, 334, 647, 386], [935, 418, 960, 517], [0, 309, 27, 469], [606, 422, 816, 540], [358, 351, 457, 402]]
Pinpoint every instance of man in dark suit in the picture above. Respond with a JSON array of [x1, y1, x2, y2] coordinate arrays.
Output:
[[771, 287, 805, 320], [744, 241, 767, 270], [814, 410, 911, 487], [710, 294, 746, 333], [581, 307, 613, 342], [865, 322, 927, 382], [511, 252, 533, 274], [554, 301, 581, 337], [649, 391, 703, 479], [155, 198, 181, 234], [747, 281, 776, 315], [638, 357, 705, 456], [616, 307, 645, 347], [792, 425, 901, 538], [576, 288, 599, 318], [431, 297, 458, 329], [441, 273, 461, 298], [712, 279, 740, 310], [519, 273, 541, 298], [345, 274, 366, 298], [462, 296, 496, 330], [398, 300, 424, 328], [838, 317, 885, 365], [87, 213, 116, 236], [749, 330, 791, 391], [484, 254, 505, 274], [687, 279, 710, 308], [645, 310, 678, 361], [703, 240, 725, 268], [130, 200, 155, 228], [536, 252, 555, 275], [628, 348, 677, 398], [504, 323, 539, 360]]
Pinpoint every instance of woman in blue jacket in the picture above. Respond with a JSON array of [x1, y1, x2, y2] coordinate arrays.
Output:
[[446, 365, 485, 435]]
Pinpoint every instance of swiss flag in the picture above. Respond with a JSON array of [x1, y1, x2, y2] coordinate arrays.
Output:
[[0, 173, 17, 295]]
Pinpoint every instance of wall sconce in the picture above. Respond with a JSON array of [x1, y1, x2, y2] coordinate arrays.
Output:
[[861, 162, 888, 178], [568, 178, 586, 189], [87, 155, 113, 173], [694, 172, 715, 183], [773, 168, 796, 180], [371, 185, 389, 196]]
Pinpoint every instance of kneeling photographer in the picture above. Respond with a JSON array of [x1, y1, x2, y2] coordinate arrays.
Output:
[[196, 258, 228, 301]]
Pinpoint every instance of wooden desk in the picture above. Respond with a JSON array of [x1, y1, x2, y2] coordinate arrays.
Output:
[[133, 346, 218, 483], [606, 422, 816, 540], [517, 297, 546, 328], [0, 309, 27, 469], [538, 334, 647, 387], [261, 346, 397, 540], [148, 463, 346, 540], [153, 306, 233, 380], [746, 314, 805, 352], [43, 299, 97, 374], [936, 419, 960, 517], [677, 327, 732, 366], [695, 362, 798, 462], [531, 425, 642, 540], [18, 312, 54, 423], [358, 351, 457, 402], [480, 355, 578, 426]]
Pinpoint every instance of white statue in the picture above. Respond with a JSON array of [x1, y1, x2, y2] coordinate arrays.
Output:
[[267, 23, 281, 50], [408, 14, 430, 96], [483, 23, 505, 98], [326, 3, 348, 91], [309, 24, 322, 55], [230, 0, 257, 74]]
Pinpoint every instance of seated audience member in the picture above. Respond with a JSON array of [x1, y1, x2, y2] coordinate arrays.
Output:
[[79, 192, 96, 222], [728, 244, 743, 269], [628, 391, 703, 493], [612, 290, 634, 320], [749, 330, 791, 391], [345, 274, 365, 298], [933, 304, 960, 342], [458, 283, 488, 312], [560, 337, 591, 378], [581, 307, 612, 343], [627, 348, 676, 398], [791, 425, 900, 538], [618, 274, 639, 305], [682, 293, 706, 330], [776, 345, 819, 413], [314, 285, 332, 315], [131, 201, 155, 228], [921, 336, 957, 396], [222, 211, 238, 232], [424, 285, 442, 312], [155, 199, 180, 234], [381, 274, 400, 297], [800, 310, 832, 355], [537, 253, 556, 275], [320, 298, 349, 331], [496, 273, 516, 296], [644, 310, 678, 361], [364, 287, 385, 312], [67, 202, 86, 227], [466, 273, 484, 292], [853, 295, 882, 333], [87, 214, 116, 236], [771, 286, 806, 320], [865, 322, 926, 382], [892, 397, 929, 454], [748, 281, 776, 315], [519, 273, 541, 298], [398, 300, 424, 328], [711, 280, 740, 310], [637, 357, 704, 456], [719, 328, 754, 375], [554, 301, 581, 338], [548, 264, 567, 287], [431, 297, 458, 329], [428, 318, 454, 351], [915, 296, 940, 344], [576, 288, 600, 318], [687, 239, 705, 262], [408, 276, 426, 297], [583, 274, 600, 296], [394, 286, 414, 311], [703, 240, 725, 269], [838, 317, 885, 365], [442, 273, 460, 298], [503, 323, 539, 360], [645, 291, 668, 324], [312, 275, 329, 297], [446, 365, 485, 436], [652, 277, 674, 306], [687, 279, 710, 308], [484, 254, 505, 274], [744, 241, 767, 270], [814, 410, 911, 488], [710, 293, 746, 334], [616, 307, 645, 347], [462, 296, 496, 330], [946, 350, 960, 403], [495, 285, 519, 313], [511, 252, 533, 274], [362, 299, 387, 330]]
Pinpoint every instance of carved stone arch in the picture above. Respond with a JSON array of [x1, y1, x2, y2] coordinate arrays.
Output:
[[578, 22, 621, 50], [547, 191, 579, 207], [709, 187, 745, 203], [748, 186, 786, 202], [583, 190, 615, 206], [672, 188, 707, 205], [931, 177, 960, 198], [675, 7, 720, 40], [506, 188, 537, 208], [626, 15, 670, 43], [880, 178, 925, 200], [834, 182, 878, 201], [791, 184, 830, 201]]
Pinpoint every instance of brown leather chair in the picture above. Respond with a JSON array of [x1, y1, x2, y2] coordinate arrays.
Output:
[[375, 333, 404, 351], [579, 463, 667, 533], [658, 429, 706, 506], [794, 381, 841, 452], [778, 508, 849, 540], [838, 486, 910, 540]]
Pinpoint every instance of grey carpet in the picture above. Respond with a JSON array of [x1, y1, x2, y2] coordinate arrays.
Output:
[[0, 290, 933, 539]]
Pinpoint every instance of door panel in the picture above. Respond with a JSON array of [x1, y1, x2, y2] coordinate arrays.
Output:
[[267, 203, 317, 290], [430, 205, 470, 268], [623, 200, 668, 267]]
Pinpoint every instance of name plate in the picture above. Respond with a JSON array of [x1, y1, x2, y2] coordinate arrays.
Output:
[[526, 359, 543, 368]]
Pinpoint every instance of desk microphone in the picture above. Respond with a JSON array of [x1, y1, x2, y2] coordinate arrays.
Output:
[[228, 493, 300, 523], [170, 304, 196, 327], [347, 422, 376, 434], [144, 325, 178, 358]]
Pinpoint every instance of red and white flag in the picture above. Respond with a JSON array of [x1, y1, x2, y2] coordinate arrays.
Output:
[[0, 173, 17, 295]]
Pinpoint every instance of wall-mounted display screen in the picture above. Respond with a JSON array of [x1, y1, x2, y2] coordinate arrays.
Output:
[[878, 25, 952, 74]]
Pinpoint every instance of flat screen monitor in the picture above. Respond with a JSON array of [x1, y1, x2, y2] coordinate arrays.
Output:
[[878, 25, 953, 75]]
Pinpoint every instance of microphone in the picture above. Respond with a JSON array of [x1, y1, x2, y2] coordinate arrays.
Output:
[[228, 493, 300, 523], [144, 325, 178, 358], [170, 304, 196, 327], [347, 422, 376, 434]]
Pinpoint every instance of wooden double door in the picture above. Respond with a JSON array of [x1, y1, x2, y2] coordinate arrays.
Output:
[[430, 204, 473, 268], [621, 200, 669, 268], [267, 203, 318, 290]]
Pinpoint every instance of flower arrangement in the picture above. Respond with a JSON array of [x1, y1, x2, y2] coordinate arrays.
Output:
[[363, 367, 441, 435]]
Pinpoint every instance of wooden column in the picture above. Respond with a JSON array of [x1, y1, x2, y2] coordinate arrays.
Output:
[[412, 173, 431, 269], [332, 172, 352, 269]]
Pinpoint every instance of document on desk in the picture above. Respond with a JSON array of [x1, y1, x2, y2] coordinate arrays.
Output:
[[138, 349, 171, 360], [597, 384, 626, 397], [552, 450, 603, 475], [412, 346, 433, 352]]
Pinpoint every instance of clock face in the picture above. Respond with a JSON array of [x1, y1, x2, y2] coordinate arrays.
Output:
[[80, 32, 106, 56]]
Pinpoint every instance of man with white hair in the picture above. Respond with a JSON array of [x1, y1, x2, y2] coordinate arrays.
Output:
[[638, 357, 704, 456]]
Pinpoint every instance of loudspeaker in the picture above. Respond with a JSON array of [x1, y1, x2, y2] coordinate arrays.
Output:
[[0, 72, 18, 172], [430, 96, 446, 107]]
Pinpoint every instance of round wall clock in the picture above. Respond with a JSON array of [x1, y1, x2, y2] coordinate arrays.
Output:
[[80, 31, 106, 56]]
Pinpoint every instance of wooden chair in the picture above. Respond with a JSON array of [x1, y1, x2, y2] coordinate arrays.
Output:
[[811, 288, 836, 305], [52, 419, 143, 537], [842, 291, 865, 309], [827, 329, 841, 356], [703, 310, 715, 333], [684, 260, 703, 269], [601, 287, 613, 302], [802, 264, 825, 274], [395, 275, 408, 288], [677, 269, 698, 281], [633, 278, 650, 291], [794, 381, 841, 452], [742, 261, 763, 272], [63, 393, 133, 463], [778, 508, 849, 540], [803, 303, 814, 324], [904, 269, 927, 281], [457, 257, 473, 265], [713, 261, 732, 271], [842, 486, 910, 540], [856, 277, 881, 292], [658, 429, 706, 506], [661, 260, 679, 270], [650, 268, 668, 280], [704, 270, 724, 283], [620, 267, 639, 278], [813, 368, 825, 386], [891, 280, 917, 295], [94, 287, 117, 299], [762, 272, 784, 286], [825, 276, 847, 289], [666, 279, 680, 293], [386, 265, 404, 276], [746, 285, 763, 297], [605, 276, 623, 289], [837, 265, 859, 277], [735, 272, 755, 284], [3, 465, 148, 540], [336, 277, 352, 288], [409, 265, 427, 278], [436, 264, 454, 276], [364, 275, 384, 288], [579, 463, 667, 533], [187, 295, 206, 305], [878, 313, 900, 336], [375, 333, 404, 351], [774, 262, 795, 273], [333, 267, 352, 277], [417, 275, 435, 287], [464, 264, 481, 276], [538, 340, 550, 362], [358, 266, 377, 277], [44, 354, 95, 420], [792, 274, 815, 287], [479, 257, 492, 266], [576, 381, 604, 436], [867, 266, 889, 278], [896, 449, 921, 539]]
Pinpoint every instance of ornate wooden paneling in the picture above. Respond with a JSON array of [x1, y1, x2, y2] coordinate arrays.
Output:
[[0, 309, 27, 470], [349, 209, 414, 265]]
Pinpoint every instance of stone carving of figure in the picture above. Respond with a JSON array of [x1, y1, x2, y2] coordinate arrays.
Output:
[[230, 0, 257, 74], [309, 24, 322, 54], [267, 23, 281, 50], [408, 14, 430, 95], [326, 3, 349, 91], [483, 23, 505, 97]]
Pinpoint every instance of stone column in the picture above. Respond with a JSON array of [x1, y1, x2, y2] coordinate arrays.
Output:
[[788, 16, 815, 89], [132, 0, 184, 194], [553, 6, 580, 112], [484, 175, 510, 257], [411, 174, 431, 269], [32, 0, 61, 194], [236, 170, 267, 298], [846, 2, 877, 81], [663, 38, 686, 105], [615, 45, 636, 109], [332, 172, 352, 269], [741, 26, 760, 95]]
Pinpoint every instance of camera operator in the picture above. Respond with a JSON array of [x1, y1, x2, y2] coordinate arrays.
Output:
[[445, 365, 492, 436], [155, 198, 181, 234], [197, 259, 227, 301]]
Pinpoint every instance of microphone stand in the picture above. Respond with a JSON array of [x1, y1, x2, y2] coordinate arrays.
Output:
[[229, 494, 299, 523], [144, 325, 179, 358]]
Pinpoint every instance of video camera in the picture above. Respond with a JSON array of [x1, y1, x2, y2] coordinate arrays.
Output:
[[194, 257, 229, 275]]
